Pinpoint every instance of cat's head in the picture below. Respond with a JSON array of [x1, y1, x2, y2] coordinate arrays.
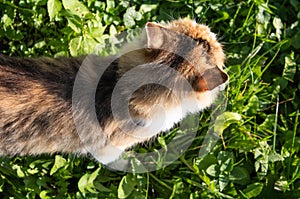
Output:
[[117, 18, 228, 113], [144, 18, 228, 94]]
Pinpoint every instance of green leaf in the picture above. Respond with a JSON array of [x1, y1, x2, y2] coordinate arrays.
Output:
[[1, 14, 13, 28], [50, 155, 67, 175], [217, 151, 235, 174], [217, 151, 234, 164], [78, 167, 100, 194], [219, 158, 233, 173], [214, 11, 229, 23], [39, 190, 51, 199], [87, 20, 107, 39], [258, 114, 275, 134], [34, 40, 46, 49], [47, 0, 62, 21], [12, 165, 25, 178], [106, 0, 115, 13], [118, 174, 137, 198], [268, 151, 284, 162], [94, 181, 112, 192], [62, 0, 89, 17], [218, 174, 229, 191], [109, 24, 117, 35], [273, 77, 288, 91], [241, 182, 264, 198], [140, 4, 158, 13], [282, 51, 296, 82], [274, 177, 289, 192], [206, 164, 220, 177], [123, 7, 142, 28], [69, 36, 98, 56], [214, 112, 242, 135], [272, 17, 283, 39], [64, 11, 82, 33], [229, 167, 249, 181], [256, 6, 271, 24], [194, 154, 218, 171], [4, 28, 24, 41], [243, 95, 259, 116]]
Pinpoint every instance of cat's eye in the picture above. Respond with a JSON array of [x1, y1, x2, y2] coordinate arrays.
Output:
[[132, 118, 146, 127], [194, 38, 210, 51], [194, 38, 205, 44]]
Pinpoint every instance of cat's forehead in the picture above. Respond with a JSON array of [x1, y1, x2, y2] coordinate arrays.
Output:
[[165, 19, 217, 41], [163, 19, 225, 67]]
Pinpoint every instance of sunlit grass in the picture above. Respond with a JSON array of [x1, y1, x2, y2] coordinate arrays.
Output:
[[0, 0, 299, 198]]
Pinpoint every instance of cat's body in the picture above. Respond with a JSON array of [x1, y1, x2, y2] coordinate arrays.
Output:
[[0, 19, 228, 163]]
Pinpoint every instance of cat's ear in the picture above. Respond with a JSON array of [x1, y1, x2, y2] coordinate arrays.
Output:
[[145, 22, 167, 49], [194, 67, 228, 92]]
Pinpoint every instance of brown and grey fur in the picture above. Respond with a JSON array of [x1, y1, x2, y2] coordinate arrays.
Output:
[[0, 19, 228, 163]]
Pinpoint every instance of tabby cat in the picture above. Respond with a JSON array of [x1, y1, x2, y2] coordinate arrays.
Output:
[[0, 19, 228, 164]]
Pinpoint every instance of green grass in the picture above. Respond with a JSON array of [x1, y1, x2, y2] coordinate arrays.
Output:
[[0, 0, 300, 198]]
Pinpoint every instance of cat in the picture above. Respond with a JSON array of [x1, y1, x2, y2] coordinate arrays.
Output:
[[0, 19, 228, 164]]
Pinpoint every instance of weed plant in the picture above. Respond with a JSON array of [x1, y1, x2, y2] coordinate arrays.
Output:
[[0, 0, 299, 198]]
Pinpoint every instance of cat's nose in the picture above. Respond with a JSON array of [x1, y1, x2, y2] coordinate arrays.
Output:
[[204, 67, 228, 90], [194, 66, 229, 92]]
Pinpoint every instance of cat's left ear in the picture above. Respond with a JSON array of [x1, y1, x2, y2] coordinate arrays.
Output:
[[145, 22, 168, 49]]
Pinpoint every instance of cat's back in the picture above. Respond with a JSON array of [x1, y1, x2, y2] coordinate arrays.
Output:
[[0, 54, 82, 81], [0, 54, 84, 155]]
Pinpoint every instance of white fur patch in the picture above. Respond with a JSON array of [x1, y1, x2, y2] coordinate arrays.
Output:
[[131, 84, 224, 139], [94, 143, 124, 164]]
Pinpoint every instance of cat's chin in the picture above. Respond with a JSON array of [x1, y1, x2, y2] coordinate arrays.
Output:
[[195, 90, 220, 110]]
